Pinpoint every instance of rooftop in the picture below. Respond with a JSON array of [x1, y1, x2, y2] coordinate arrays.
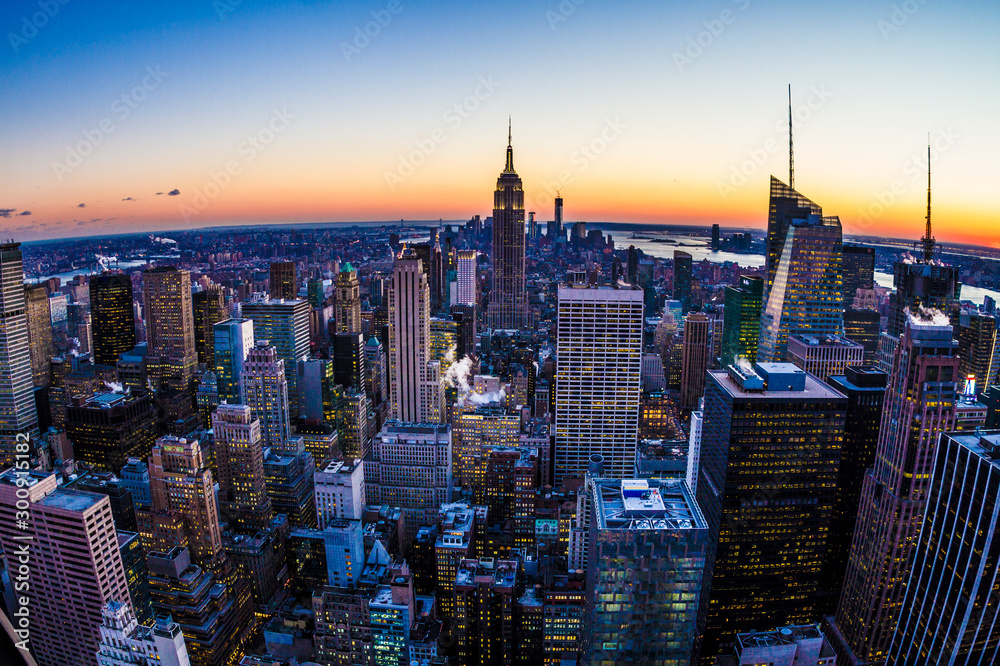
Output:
[[712, 366, 846, 401], [593, 478, 707, 532], [39, 487, 106, 512]]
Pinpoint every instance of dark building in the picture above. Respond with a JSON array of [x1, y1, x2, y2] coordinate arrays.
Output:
[[270, 261, 297, 300], [673, 250, 693, 313], [90, 273, 136, 367], [985, 385, 1000, 428], [843, 308, 881, 364], [699, 362, 846, 662], [453, 557, 518, 666], [65, 390, 157, 472], [958, 312, 997, 393], [65, 469, 138, 532], [711, 224, 721, 251], [720, 275, 763, 367], [886, 261, 961, 338], [193, 286, 228, 368], [822, 366, 887, 614], [626, 245, 639, 286], [118, 530, 154, 624], [332, 332, 366, 392], [841, 244, 875, 306]]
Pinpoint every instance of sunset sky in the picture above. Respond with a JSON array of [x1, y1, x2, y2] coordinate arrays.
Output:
[[1, 0, 997, 246]]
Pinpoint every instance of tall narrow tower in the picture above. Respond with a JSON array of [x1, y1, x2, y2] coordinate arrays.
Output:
[[488, 120, 527, 330], [212, 403, 273, 532], [91, 272, 137, 367], [0, 241, 39, 465], [143, 266, 198, 393], [240, 340, 291, 450], [335, 262, 362, 333]]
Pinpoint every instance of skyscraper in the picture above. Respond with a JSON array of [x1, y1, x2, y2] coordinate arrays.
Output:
[[240, 340, 291, 450], [334, 262, 361, 333], [213, 403, 274, 533], [0, 242, 39, 465], [830, 310, 959, 665], [24, 283, 54, 387], [841, 244, 875, 307], [240, 297, 310, 420], [958, 312, 997, 393], [757, 188, 844, 363], [0, 469, 130, 666], [673, 250, 693, 313], [192, 285, 228, 369], [488, 122, 527, 330], [91, 273, 136, 367], [332, 331, 366, 392], [213, 318, 255, 405], [555, 284, 643, 482], [269, 261, 297, 300], [95, 601, 191, 666], [680, 312, 711, 409], [763, 176, 824, 303], [65, 390, 158, 472], [719, 276, 762, 369], [700, 362, 846, 661], [456, 249, 478, 307], [142, 266, 198, 393], [388, 249, 444, 424], [887, 430, 1000, 663], [787, 334, 865, 383]]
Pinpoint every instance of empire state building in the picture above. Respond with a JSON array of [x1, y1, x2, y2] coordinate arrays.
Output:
[[488, 121, 527, 330]]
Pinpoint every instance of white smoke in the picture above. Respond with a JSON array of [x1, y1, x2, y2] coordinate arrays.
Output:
[[441, 346, 506, 407], [103, 381, 126, 394], [906, 306, 951, 327], [734, 356, 756, 375], [96, 254, 117, 270]]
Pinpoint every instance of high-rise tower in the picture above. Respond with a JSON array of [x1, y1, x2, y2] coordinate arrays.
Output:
[[91, 272, 137, 367], [142, 266, 198, 393], [24, 282, 53, 387], [213, 403, 273, 533], [269, 261, 297, 300], [0, 241, 39, 464], [240, 340, 291, 450], [673, 250, 693, 313], [213, 318, 255, 405], [488, 120, 527, 330], [335, 262, 361, 333], [240, 296, 310, 420]]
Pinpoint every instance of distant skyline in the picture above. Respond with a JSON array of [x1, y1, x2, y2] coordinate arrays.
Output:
[[1, 0, 998, 246]]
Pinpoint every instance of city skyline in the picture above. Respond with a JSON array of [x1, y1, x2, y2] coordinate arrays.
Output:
[[1, 1, 998, 246]]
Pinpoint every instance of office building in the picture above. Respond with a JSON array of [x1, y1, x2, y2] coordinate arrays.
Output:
[[843, 308, 881, 364], [192, 285, 228, 369], [117, 530, 154, 624], [370, 573, 417, 666], [453, 558, 519, 666], [314, 458, 365, 527], [95, 600, 191, 666], [456, 249, 478, 307], [240, 297, 310, 421], [91, 273, 136, 367], [454, 405, 520, 494], [323, 518, 366, 587], [673, 250, 693, 313], [213, 318, 255, 405], [213, 403, 273, 533], [435, 503, 476, 617], [388, 249, 444, 423], [586, 478, 708, 665], [958, 312, 998, 392], [831, 311, 958, 665], [555, 284, 643, 482], [488, 124, 527, 330], [720, 275, 763, 367], [263, 438, 316, 528], [65, 390, 157, 472], [240, 341, 291, 449], [680, 312, 711, 409], [714, 624, 837, 666], [841, 244, 875, 307], [0, 469, 130, 666], [296, 357, 338, 424], [888, 430, 1000, 663], [0, 242, 40, 464], [142, 266, 198, 393], [332, 331, 366, 392], [787, 334, 865, 383], [700, 362, 847, 660], [63, 469, 138, 532], [24, 283, 54, 387], [269, 261, 297, 301], [335, 262, 362, 333]]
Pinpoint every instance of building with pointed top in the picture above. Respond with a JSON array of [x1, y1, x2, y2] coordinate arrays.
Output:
[[335, 262, 362, 334], [488, 122, 527, 330]]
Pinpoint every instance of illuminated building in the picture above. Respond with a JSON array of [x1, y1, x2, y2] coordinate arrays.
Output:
[[757, 185, 844, 363], [147, 547, 246, 666], [117, 530, 154, 624], [435, 503, 476, 617], [269, 261, 297, 301], [714, 624, 837, 666], [488, 122, 527, 330], [673, 249, 693, 313], [296, 419, 339, 463], [885, 264, 960, 340], [787, 334, 865, 383], [213, 403, 273, 533], [542, 572, 587, 665], [142, 266, 198, 393], [91, 273, 136, 368], [957, 312, 997, 392], [332, 331, 366, 392], [263, 437, 316, 528], [24, 282, 54, 386], [314, 457, 365, 527], [555, 284, 643, 482], [453, 557, 518, 666], [479, 446, 538, 549], [337, 388, 371, 459], [223, 514, 288, 604], [95, 600, 191, 666], [586, 478, 708, 665], [195, 370, 219, 427], [841, 244, 875, 307], [456, 249, 478, 307], [888, 430, 1000, 663], [240, 341, 291, 449], [312, 586, 373, 664], [700, 362, 846, 661], [430, 316, 458, 371], [144, 436, 224, 567], [0, 469, 130, 666], [323, 517, 365, 587], [830, 311, 958, 665], [0, 242, 39, 464], [842, 309, 881, 364], [516, 585, 544, 664], [334, 262, 361, 333], [370, 573, 416, 666], [680, 312, 711, 409], [240, 297, 310, 421], [65, 390, 157, 472], [388, 249, 444, 423], [454, 405, 520, 493], [366, 336, 389, 430], [192, 285, 228, 369]]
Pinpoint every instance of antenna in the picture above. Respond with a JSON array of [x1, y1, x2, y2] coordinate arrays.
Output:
[[788, 84, 794, 189], [921, 137, 934, 263], [508, 116, 512, 147]]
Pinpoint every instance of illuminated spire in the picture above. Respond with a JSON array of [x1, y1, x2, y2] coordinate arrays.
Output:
[[788, 84, 794, 189], [503, 117, 515, 173], [921, 140, 935, 263]]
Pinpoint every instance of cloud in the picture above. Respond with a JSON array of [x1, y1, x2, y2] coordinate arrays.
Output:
[[19, 210, 31, 216], [167, 189, 180, 196], [77, 203, 86, 208], [0, 209, 15, 218], [122, 197, 135, 202]]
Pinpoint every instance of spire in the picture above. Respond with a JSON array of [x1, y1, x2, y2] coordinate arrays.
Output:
[[503, 117, 515, 173], [788, 84, 794, 190], [921, 139, 935, 263]]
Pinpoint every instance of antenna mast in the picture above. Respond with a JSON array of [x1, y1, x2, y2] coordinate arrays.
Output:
[[788, 84, 794, 189], [921, 139, 934, 263]]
